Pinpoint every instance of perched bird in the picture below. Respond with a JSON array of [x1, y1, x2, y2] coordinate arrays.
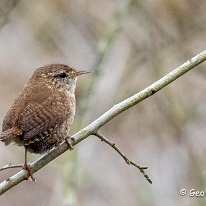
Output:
[[0, 64, 89, 180]]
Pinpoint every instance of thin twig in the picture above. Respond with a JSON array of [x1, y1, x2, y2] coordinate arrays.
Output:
[[0, 164, 23, 172], [93, 132, 152, 184], [0, 50, 205, 195]]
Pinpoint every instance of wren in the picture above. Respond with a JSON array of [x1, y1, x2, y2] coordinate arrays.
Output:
[[0, 64, 89, 180]]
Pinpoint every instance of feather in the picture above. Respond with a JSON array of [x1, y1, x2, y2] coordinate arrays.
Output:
[[0, 127, 22, 145]]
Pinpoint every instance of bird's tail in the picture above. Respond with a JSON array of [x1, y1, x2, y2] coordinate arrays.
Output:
[[0, 127, 22, 145]]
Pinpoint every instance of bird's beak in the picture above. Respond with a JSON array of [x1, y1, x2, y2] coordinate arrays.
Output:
[[74, 70, 90, 77]]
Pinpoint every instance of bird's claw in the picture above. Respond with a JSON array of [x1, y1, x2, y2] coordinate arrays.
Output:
[[23, 163, 36, 182]]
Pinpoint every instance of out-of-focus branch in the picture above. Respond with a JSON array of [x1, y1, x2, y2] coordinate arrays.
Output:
[[78, 0, 132, 125], [93, 132, 152, 184], [0, 50, 205, 195], [0, 0, 19, 29]]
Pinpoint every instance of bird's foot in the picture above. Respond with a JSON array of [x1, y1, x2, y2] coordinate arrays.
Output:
[[65, 137, 74, 150], [23, 163, 36, 182]]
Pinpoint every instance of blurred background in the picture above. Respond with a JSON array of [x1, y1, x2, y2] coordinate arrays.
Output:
[[0, 0, 206, 205]]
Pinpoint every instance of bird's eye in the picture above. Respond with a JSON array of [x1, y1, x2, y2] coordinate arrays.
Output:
[[54, 72, 68, 79]]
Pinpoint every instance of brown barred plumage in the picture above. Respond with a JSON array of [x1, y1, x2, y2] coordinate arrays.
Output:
[[0, 64, 89, 180]]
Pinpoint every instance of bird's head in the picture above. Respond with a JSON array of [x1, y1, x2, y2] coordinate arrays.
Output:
[[30, 63, 90, 93]]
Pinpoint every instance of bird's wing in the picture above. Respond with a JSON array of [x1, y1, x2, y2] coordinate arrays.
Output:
[[2, 84, 53, 132], [19, 96, 69, 140]]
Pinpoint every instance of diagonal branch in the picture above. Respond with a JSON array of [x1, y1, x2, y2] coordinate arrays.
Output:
[[0, 50, 205, 195], [93, 132, 152, 184]]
